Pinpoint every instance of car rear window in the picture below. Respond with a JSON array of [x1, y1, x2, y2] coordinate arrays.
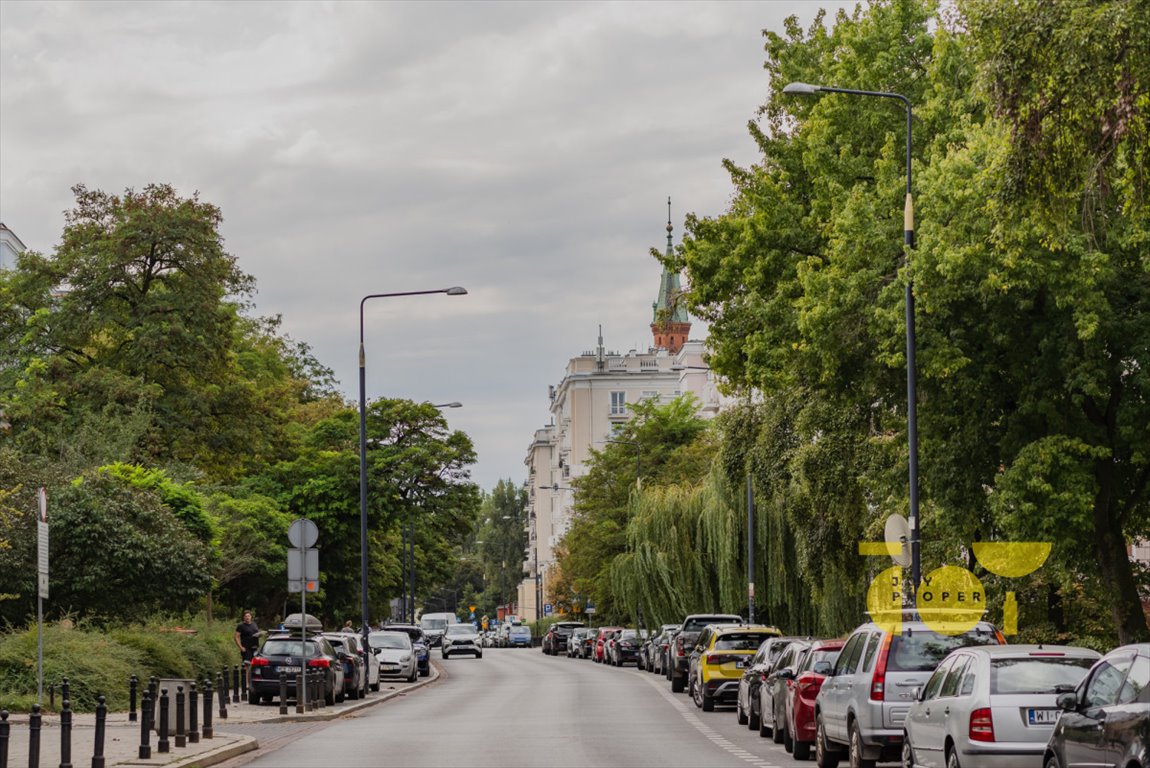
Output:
[[262, 640, 321, 657], [990, 657, 1095, 695], [715, 633, 777, 651], [684, 617, 740, 632], [801, 648, 842, 672], [887, 630, 999, 672]]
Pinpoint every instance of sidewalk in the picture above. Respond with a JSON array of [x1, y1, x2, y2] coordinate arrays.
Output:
[[2, 668, 439, 768]]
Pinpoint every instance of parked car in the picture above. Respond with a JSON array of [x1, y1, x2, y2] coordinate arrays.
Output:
[[543, 621, 585, 655], [644, 624, 681, 673], [568, 627, 592, 658], [688, 625, 783, 711], [1043, 642, 1149, 768], [814, 612, 1004, 768], [376, 624, 430, 677], [737, 636, 806, 731], [760, 639, 813, 743], [785, 638, 845, 759], [321, 632, 367, 700], [594, 627, 622, 663], [578, 627, 597, 659], [248, 633, 346, 706], [671, 614, 744, 693], [608, 629, 648, 666], [369, 630, 418, 682], [442, 623, 483, 658], [507, 625, 532, 648], [901, 644, 1099, 768]]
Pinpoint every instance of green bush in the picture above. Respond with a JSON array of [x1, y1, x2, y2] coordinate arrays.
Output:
[[0, 616, 236, 712]]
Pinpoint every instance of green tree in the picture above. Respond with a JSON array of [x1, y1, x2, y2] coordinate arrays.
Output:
[[476, 479, 528, 616]]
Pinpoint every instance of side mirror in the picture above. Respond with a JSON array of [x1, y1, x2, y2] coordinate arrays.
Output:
[[912, 686, 923, 702], [778, 668, 796, 680], [813, 660, 833, 676], [1056, 692, 1078, 712]]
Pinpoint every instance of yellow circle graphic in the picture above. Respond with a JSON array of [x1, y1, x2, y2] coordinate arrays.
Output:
[[865, 566, 904, 636], [917, 565, 985, 636]]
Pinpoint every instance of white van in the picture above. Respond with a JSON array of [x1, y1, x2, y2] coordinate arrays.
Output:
[[419, 612, 458, 648]]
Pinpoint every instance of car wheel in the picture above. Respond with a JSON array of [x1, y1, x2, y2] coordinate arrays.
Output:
[[773, 705, 786, 744], [248, 691, 260, 705], [476, 652, 483, 659], [737, 697, 749, 726], [326, 689, 336, 706], [784, 721, 794, 753], [849, 722, 876, 768], [945, 747, 961, 768], [419, 668, 428, 678], [901, 736, 914, 768], [816, 717, 840, 768], [371, 681, 381, 691], [1043, 754, 1061, 768], [671, 674, 685, 693], [407, 670, 417, 683], [701, 689, 714, 712], [749, 697, 761, 731], [795, 739, 812, 761], [758, 706, 771, 738]]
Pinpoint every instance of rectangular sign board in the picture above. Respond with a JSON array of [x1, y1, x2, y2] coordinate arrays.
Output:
[[287, 548, 319, 580], [37, 520, 49, 599], [287, 579, 319, 594]]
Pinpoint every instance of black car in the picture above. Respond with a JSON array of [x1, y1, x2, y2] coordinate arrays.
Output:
[[543, 621, 585, 656], [609, 628, 647, 666], [1044, 642, 1149, 768], [377, 624, 431, 677], [249, 633, 346, 706], [321, 632, 366, 700]]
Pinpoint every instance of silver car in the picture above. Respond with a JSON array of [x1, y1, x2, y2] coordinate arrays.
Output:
[[442, 623, 483, 659], [903, 644, 1099, 768], [368, 631, 418, 682]]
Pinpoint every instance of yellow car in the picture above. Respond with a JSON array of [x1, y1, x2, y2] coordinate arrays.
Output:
[[689, 624, 782, 711]]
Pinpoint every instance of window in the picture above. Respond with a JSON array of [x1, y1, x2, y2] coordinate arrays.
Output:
[[940, 655, 971, 697], [989, 657, 1095, 695], [922, 657, 954, 701], [641, 390, 659, 401], [1083, 657, 1133, 708], [834, 633, 865, 676], [610, 391, 626, 416], [861, 633, 880, 672], [1118, 654, 1148, 704]]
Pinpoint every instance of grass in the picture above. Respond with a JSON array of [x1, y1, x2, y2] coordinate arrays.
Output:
[[0, 615, 237, 713]]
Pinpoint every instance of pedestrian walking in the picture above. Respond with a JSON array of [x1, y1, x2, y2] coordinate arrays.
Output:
[[234, 611, 260, 662]]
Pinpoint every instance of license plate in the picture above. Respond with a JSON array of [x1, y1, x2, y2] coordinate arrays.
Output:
[[1027, 708, 1059, 725], [279, 665, 301, 674]]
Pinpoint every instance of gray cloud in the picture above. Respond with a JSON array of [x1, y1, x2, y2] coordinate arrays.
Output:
[[1, 0, 847, 490]]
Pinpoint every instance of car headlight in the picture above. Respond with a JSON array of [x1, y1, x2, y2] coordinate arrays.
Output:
[[400, 654, 412, 662]]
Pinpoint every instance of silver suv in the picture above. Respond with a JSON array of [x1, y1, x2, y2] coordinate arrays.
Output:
[[814, 613, 1003, 768]]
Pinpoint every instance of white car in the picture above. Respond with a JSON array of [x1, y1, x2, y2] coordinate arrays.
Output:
[[903, 644, 1100, 768], [442, 624, 483, 659], [368, 631, 418, 682]]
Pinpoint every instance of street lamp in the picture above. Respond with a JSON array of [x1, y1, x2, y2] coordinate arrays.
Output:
[[782, 81, 920, 595], [359, 287, 466, 648]]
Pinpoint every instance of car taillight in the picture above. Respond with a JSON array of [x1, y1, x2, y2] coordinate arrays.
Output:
[[797, 673, 821, 692], [870, 634, 893, 701], [969, 708, 995, 742], [250, 657, 269, 667], [676, 638, 685, 657], [307, 658, 330, 669]]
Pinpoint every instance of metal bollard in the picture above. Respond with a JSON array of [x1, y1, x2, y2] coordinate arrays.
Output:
[[29, 704, 42, 767], [138, 693, 152, 760], [49, 682, 56, 713], [157, 689, 170, 754], [242, 661, 250, 700], [220, 668, 229, 707], [147, 678, 158, 732], [201, 679, 214, 739], [188, 683, 199, 744], [60, 698, 73, 768], [278, 671, 288, 716], [312, 670, 320, 710], [216, 673, 227, 720], [231, 666, 240, 703], [60, 677, 70, 706], [175, 686, 186, 748], [92, 695, 107, 768], [1, 710, 9, 768], [128, 675, 138, 723], [295, 671, 304, 715]]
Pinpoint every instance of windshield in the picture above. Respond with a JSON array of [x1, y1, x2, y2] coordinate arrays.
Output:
[[888, 630, 1000, 672], [369, 633, 411, 650], [446, 625, 474, 636], [421, 619, 448, 630], [991, 657, 1095, 694]]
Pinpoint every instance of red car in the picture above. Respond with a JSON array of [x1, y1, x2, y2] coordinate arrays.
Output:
[[784, 638, 844, 760], [594, 627, 622, 663]]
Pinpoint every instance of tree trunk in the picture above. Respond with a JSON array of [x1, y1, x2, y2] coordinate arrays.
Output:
[[1094, 465, 1150, 643]]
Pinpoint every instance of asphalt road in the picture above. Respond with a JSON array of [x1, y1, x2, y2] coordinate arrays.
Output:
[[227, 647, 836, 768]]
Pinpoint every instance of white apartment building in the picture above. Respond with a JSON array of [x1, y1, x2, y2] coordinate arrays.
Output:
[[517, 209, 731, 622], [0, 222, 27, 270]]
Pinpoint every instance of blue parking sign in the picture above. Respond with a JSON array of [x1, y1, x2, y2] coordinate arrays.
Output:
[[543, 603, 553, 616]]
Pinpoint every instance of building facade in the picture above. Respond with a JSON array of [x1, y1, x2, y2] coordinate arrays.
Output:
[[0, 222, 27, 270]]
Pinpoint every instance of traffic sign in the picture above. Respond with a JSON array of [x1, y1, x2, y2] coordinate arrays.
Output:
[[288, 518, 319, 548], [543, 603, 553, 616]]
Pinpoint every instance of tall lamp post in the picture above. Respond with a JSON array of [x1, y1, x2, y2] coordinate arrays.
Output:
[[782, 81, 920, 595], [359, 287, 466, 650]]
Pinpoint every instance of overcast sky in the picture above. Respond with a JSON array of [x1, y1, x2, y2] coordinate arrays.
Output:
[[1, 1, 850, 491]]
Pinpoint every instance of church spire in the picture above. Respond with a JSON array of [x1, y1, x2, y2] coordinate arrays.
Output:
[[651, 197, 691, 353]]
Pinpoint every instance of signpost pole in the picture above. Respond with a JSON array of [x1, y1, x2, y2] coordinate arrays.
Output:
[[37, 487, 48, 705]]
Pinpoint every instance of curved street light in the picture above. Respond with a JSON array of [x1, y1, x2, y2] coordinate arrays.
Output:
[[359, 287, 467, 648], [783, 81, 920, 596]]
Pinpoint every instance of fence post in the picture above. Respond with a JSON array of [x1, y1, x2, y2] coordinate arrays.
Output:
[[278, 671, 288, 716], [59, 698, 73, 768], [138, 693, 152, 760], [157, 689, 170, 754], [188, 683, 199, 744], [216, 673, 227, 720], [0, 709, 9, 768], [92, 695, 107, 768], [175, 685, 186, 748], [201, 679, 213, 740], [128, 676, 138, 723]]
